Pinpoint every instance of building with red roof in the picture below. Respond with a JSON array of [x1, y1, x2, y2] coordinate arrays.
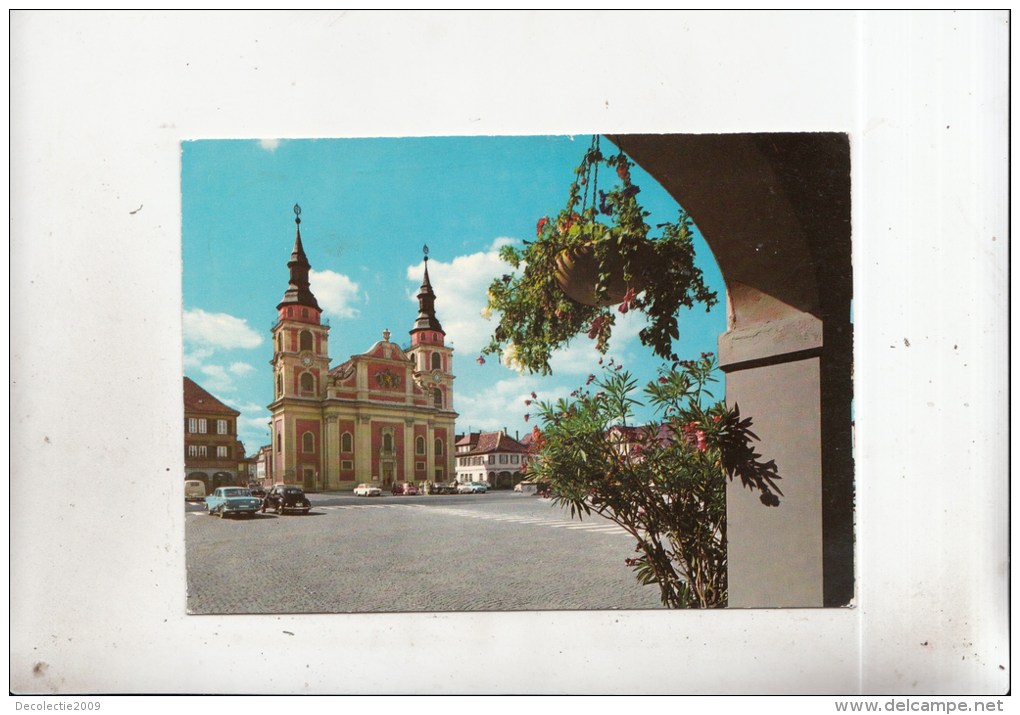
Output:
[[183, 376, 246, 491], [454, 429, 531, 489]]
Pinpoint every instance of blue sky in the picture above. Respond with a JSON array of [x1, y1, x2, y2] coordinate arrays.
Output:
[[182, 136, 726, 454]]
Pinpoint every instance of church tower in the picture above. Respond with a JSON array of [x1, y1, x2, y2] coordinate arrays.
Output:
[[267, 224, 456, 492], [407, 245, 454, 414], [268, 204, 330, 484]]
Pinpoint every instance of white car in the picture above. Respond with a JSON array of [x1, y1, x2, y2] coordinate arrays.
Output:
[[184, 479, 207, 501], [354, 483, 382, 497], [457, 482, 489, 494]]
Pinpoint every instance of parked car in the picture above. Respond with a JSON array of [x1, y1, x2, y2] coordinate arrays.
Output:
[[457, 482, 489, 494], [514, 480, 549, 495], [400, 482, 418, 496], [390, 482, 404, 495], [431, 482, 455, 494], [261, 485, 311, 515], [205, 486, 262, 518], [185, 479, 207, 502], [354, 483, 383, 497]]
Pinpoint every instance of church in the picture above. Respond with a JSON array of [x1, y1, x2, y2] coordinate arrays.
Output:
[[268, 206, 456, 491]]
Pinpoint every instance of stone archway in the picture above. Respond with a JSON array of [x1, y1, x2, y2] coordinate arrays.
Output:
[[614, 133, 854, 608]]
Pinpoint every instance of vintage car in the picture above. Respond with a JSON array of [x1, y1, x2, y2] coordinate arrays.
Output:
[[457, 481, 489, 494], [400, 482, 418, 496], [354, 483, 383, 497], [205, 486, 262, 518], [514, 480, 549, 495], [184, 479, 207, 502], [261, 485, 312, 515]]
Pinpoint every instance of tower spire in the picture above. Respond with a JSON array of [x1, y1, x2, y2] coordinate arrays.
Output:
[[277, 203, 321, 312], [411, 244, 443, 334]]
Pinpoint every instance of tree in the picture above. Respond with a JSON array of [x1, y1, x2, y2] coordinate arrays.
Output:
[[528, 354, 781, 608]]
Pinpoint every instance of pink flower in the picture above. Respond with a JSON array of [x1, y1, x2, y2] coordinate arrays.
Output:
[[476, 356, 485, 365], [586, 374, 595, 385], [524, 399, 532, 406], [618, 287, 637, 314], [536, 217, 548, 235], [524, 414, 530, 422], [616, 163, 630, 182]]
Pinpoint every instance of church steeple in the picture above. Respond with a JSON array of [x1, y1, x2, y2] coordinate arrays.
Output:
[[410, 244, 444, 336], [277, 204, 321, 313]]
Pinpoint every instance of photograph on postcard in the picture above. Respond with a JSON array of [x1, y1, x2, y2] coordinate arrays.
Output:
[[181, 133, 853, 614]]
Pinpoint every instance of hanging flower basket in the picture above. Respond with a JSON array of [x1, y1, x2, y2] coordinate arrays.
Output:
[[481, 136, 718, 375], [554, 241, 654, 307]]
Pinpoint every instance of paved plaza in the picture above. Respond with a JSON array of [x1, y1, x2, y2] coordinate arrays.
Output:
[[185, 491, 665, 613]]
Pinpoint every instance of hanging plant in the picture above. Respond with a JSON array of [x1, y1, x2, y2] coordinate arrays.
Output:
[[481, 136, 718, 374]]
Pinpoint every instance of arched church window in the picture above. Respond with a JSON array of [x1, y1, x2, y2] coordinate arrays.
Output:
[[300, 330, 313, 352], [433, 388, 443, 408], [341, 432, 353, 452], [382, 432, 394, 452], [300, 372, 314, 394], [302, 432, 315, 453], [415, 436, 425, 455], [431, 352, 442, 371], [276, 373, 283, 397], [434, 438, 443, 456]]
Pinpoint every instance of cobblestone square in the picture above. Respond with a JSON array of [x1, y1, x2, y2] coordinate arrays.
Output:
[[186, 492, 666, 613]]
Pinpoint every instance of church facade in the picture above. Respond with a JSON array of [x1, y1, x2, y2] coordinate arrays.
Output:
[[268, 207, 456, 491]]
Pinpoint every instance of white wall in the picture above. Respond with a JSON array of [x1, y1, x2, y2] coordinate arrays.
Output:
[[10, 10, 1008, 697]]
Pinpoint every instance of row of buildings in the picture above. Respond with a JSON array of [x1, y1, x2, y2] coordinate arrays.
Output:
[[184, 207, 534, 493]]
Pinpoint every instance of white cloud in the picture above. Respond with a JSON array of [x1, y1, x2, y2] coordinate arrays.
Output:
[[237, 415, 273, 451], [453, 375, 570, 434], [198, 364, 234, 394], [228, 362, 256, 376], [258, 138, 280, 151], [183, 347, 214, 369], [405, 238, 517, 355], [309, 269, 363, 319], [546, 308, 646, 375], [227, 400, 268, 415], [183, 309, 263, 350]]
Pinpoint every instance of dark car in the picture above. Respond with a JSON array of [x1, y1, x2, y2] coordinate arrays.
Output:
[[261, 485, 311, 515]]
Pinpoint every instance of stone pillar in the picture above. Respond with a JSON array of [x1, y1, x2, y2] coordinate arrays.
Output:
[[324, 415, 339, 490], [719, 313, 825, 606], [355, 415, 372, 482], [403, 418, 415, 483], [426, 419, 435, 483]]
